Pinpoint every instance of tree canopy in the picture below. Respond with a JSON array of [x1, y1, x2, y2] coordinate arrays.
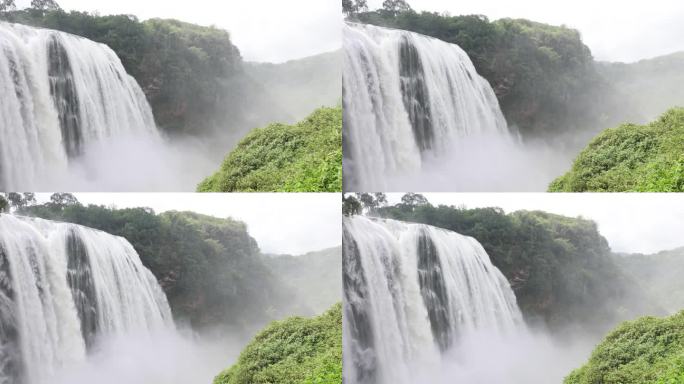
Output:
[[30, 0, 60, 11], [0, 0, 16, 12]]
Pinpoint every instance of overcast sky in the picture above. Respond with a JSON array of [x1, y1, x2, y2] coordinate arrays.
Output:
[[384, 193, 684, 254], [15, 0, 342, 63], [367, 0, 684, 62], [34, 193, 341, 255]]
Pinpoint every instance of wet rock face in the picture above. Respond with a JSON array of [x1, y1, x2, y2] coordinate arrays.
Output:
[[417, 229, 452, 351], [399, 35, 433, 152], [48, 35, 83, 158], [65, 228, 99, 349]]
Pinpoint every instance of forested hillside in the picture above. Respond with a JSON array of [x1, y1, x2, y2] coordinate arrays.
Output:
[[266, 246, 342, 314], [198, 107, 342, 192], [17, 199, 302, 333], [371, 200, 662, 334], [549, 108, 684, 192]]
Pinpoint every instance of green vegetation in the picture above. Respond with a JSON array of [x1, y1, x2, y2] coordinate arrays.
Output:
[[266, 247, 342, 314], [198, 107, 342, 192], [372, 197, 661, 333], [214, 303, 342, 384], [565, 311, 684, 384], [549, 108, 684, 192], [18, 199, 302, 332]]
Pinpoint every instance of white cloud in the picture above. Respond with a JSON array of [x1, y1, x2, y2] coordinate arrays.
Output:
[[367, 0, 684, 62], [15, 0, 342, 62], [385, 193, 684, 254], [35, 193, 341, 255]]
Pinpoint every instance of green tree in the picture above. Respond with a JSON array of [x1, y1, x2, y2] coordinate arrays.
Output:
[[6, 193, 31, 210], [400, 192, 429, 207], [0, 0, 16, 12], [355, 192, 387, 214], [342, 194, 362, 216], [49, 193, 79, 208], [30, 0, 60, 10], [343, 0, 368, 16], [23, 193, 36, 206], [382, 0, 412, 15]]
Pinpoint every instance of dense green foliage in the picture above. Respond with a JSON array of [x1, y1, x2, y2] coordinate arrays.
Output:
[[0, 9, 287, 139], [351, 10, 628, 141], [18, 202, 300, 332], [616, 248, 684, 314], [565, 311, 684, 384], [376, 203, 661, 333], [549, 108, 684, 192], [214, 303, 342, 384], [266, 247, 342, 314], [198, 107, 342, 192]]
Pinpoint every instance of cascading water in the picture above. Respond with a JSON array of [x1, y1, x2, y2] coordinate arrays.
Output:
[[0, 214, 173, 384], [0, 22, 159, 190], [343, 23, 515, 191], [343, 216, 524, 384]]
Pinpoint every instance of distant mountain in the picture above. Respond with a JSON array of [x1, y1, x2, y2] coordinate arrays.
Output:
[[266, 246, 342, 315], [616, 247, 684, 314], [598, 51, 684, 122], [245, 50, 342, 122]]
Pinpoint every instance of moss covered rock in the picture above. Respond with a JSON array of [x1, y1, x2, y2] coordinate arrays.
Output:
[[550, 108, 684, 192]]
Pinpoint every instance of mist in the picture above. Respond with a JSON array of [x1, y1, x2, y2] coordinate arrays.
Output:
[[414, 330, 594, 384], [48, 328, 244, 384], [383, 133, 573, 192], [31, 134, 218, 191]]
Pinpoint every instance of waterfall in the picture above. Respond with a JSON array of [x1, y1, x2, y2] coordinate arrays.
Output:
[[343, 216, 523, 384], [0, 22, 158, 190], [0, 214, 173, 384], [343, 23, 513, 191]]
